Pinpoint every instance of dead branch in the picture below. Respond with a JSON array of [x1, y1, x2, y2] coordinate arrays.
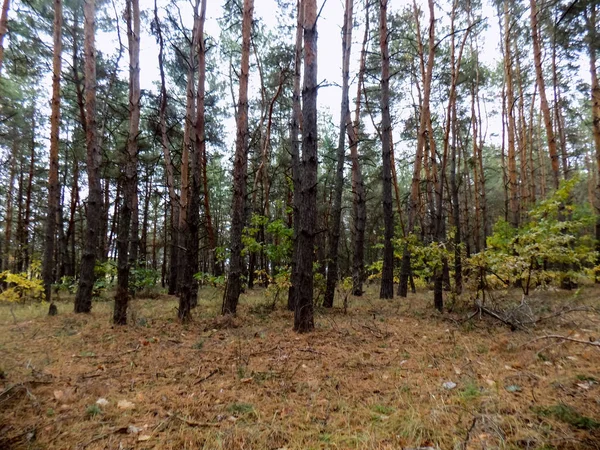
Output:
[[475, 302, 527, 331], [194, 368, 219, 385], [524, 335, 600, 348]]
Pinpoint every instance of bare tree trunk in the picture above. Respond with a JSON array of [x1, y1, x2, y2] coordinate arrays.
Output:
[[22, 112, 36, 272], [379, 0, 394, 300], [2, 144, 16, 271], [177, 7, 199, 294], [288, 0, 303, 311], [222, 0, 253, 316], [75, 0, 103, 314], [179, 0, 207, 320], [530, 0, 560, 190], [43, 0, 63, 314], [349, 0, 368, 297], [503, 0, 519, 228], [294, 0, 317, 332], [588, 5, 600, 280], [0, 0, 10, 75], [114, 0, 140, 325], [324, 0, 353, 308]]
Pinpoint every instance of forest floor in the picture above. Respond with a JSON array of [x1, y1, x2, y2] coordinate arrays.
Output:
[[1, 285, 600, 450]]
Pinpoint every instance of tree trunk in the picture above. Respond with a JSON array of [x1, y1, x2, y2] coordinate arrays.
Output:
[[75, 0, 103, 314], [114, 0, 140, 325], [348, 0, 368, 297], [530, 0, 560, 190], [43, 0, 63, 310], [503, 0, 519, 228], [2, 144, 16, 272], [288, 0, 303, 311], [294, 0, 317, 332], [379, 0, 394, 300], [0, 0, 10, 75], [324, 0, 353, 308], [588, 5, 600, 280], [179, 0, 207, 321], [222, 0, 253, 316]]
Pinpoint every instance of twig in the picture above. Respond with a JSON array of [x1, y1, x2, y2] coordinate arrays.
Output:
[[475, 302, 526, 331], [167, 412, 220, 427], [524, 335, 600, 348], [194, 368, 219, 385]]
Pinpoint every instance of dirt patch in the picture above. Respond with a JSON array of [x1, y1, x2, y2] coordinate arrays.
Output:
[[1, 286, 599, 449]]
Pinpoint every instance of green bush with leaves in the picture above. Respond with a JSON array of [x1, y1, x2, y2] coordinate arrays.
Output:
[[467, 177, 597, 294]]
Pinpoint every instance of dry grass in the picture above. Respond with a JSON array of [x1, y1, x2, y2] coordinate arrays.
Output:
[[1, 285, 600, 449]]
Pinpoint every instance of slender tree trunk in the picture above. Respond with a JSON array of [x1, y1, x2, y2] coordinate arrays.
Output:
[[530, 0, 560, 190], [324, 0, 353, 308], [179, 0, 207, 320], [222, 0, 253, 316], [22, 112, 36, 272], [2, 145, 16, 271], [75, 0, 103, 314], [503, 0, 519, 228], [114, 0, 140, 325], [294, 0, 318, 332], [588, 5, 600, 280], [288, 0, 303, 311], [153, 0, 180, 295], [348, 0, 367, 297], [379, 0, 394, 299], [0, 0, 10, 75], [177, 7, 199, 294], [43, 0, 63, 313]]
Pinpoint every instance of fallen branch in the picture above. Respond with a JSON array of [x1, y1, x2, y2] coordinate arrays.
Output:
[[475, 302, 526, 331], [167, 412, 220, 427], [525, 335, 600, 348], [194, 369, 219, 385]]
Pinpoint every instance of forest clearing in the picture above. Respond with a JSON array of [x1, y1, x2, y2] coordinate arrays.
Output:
[[1, 285, 600, 450]]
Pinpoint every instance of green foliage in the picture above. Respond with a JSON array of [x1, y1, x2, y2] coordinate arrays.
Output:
[[129, 266, 160, 292], [194, 272, 227, 289], [467, 178, 597, 293], [93, 261, 117, 297], [85, 404, 102, 418], [534, 404, 600, 430], [0, 271, 45, 303]]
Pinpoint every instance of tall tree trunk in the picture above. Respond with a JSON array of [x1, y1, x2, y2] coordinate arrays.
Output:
[[530, 0, 560, 190], [348, 0, 368, 297], [288, 0, 303, 311], [22, 112, 36, 272], [503, 0, 519, 228], [43, 0, 63, 313], [75, 0, 102, 314], [2, 144, 16, 271], [177, 7, 199, 294], [0, 0, 10, 75], [588, 5, 600, 280], [294, 0, 317, 332], [379, 0, 394, 300], [324, 0, 353, 308], [114, 0, 140, 325], [179, 0, 207, 320], [222, 0, 253, 316]]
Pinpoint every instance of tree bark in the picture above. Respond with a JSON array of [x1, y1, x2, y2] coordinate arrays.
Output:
[[530, 0, 560, 190], [222, 0, 253, 316], [43, 0, 63, 310], [0, 0, 10, 75], [379, 0, 394, 300], [503, 0, 519, 228], [324, 0, 353, 308], [288, 0, 303, 311], [349, 0, 368, 297], [294, 0, 317, 332], [75, 0, 103, 314], [114, 0, 140, 325], [179, 0, 207, 321]]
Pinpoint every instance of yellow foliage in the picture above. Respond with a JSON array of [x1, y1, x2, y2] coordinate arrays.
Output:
[[0, 271, 45, 302]]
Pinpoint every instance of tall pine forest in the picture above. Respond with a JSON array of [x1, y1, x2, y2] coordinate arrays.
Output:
[[1, 0, 600, 330]]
